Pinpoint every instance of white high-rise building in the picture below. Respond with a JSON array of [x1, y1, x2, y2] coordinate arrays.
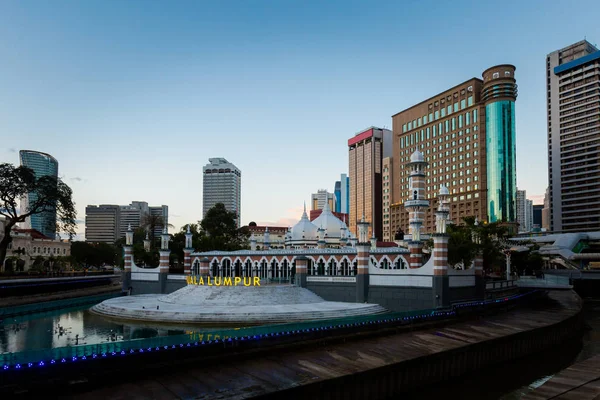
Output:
[[202, 158, 242, 227], [516, 189, 534, 233], [311, 190, 334, 211], [547, 40, 600, 232]]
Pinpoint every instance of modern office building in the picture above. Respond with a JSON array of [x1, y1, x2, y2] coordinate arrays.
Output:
[[517, 189, 534, 233], [311, 190, 335, 211], [547, 40, 600, 232], [202, 158, 242, 227], [533, 204, 544, 228], [348, 127, 393, 240], [382, 157, 393, 241], [19, 150, 59, 239], [389, 65, 518, 234], [86, 202, 169, 243], [85, 205, 120, 243], [333, 174, 350, 215], [542, 187, 551, 231]]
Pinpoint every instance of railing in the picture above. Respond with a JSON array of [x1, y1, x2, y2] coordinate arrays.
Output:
[[0, 290, 536, 369], [485, 280, 517, 290]]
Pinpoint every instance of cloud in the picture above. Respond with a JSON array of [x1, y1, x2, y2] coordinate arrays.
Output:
[[8, 148, 16, 153], [70, 177, 83, 182], [529, 194, 545, 205]]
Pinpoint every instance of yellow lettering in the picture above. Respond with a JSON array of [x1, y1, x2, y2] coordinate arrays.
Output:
[[206, 334, 212, 341], [234, 277, 241, 286], [186, 276, 192, 285], [198, 277, 204, 286], [223, 277, 232, 286], [244, 277, 251, 286], [193, 276, 198, 285], [214, 335, 220, 340], [254, 276, 260, 286], [208, 277, 212, 286], [215, 277, 221, 286]]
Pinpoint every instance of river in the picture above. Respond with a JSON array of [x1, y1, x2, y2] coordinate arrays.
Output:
[[1, 297, 598, 399]]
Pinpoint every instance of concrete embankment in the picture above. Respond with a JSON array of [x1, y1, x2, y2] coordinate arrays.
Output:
[[59, 291, 583, 400], [0, 283, 121, 309]]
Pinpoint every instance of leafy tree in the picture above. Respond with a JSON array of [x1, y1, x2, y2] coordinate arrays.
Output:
[[0, 163, 76, 268], [141, 213, 174, 248]]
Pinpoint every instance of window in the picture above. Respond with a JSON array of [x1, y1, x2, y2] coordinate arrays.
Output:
[[467, 96, 473, 106], [459, 115, 463, 128], [423, 115, 428, 124], [435, 110, 439, 119], [445, 120, 449, 132], [466, 112, 470, 125], [453, 103, 458, 112], [452, 118, 456, 130], [429, 113, 433, 122], [441, 108, 446, 117], [403, 124, 407, 133], [408, 121, 412, 130], [447, 105, 452, 115], [460, 99, 466, 109], [492, 72, 499, 79], [473, 109, 478, 123], [418, 117, 422, 127], [504, 71, 511, 76]]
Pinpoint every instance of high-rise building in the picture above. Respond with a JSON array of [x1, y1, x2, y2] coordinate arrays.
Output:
[[311, 190, 334, 211], [334, 181, 341, 213], [333, 174, 350, 215], [348, 127, 393, 240], [517, 189, 534, 233], [390, 65, 518, 234], [533, 204, 544, 228], [19, 150, 59, 239], [149, 205, 169, 238], [382, 157, 393, 241], [85, 205, 120, 243], [202, 158, 242, 227], [118, 205, 142, 239], [542, 187, 551, 231], [547, 40, 600, 232]]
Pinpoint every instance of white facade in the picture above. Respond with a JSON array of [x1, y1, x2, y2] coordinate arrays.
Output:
[[517, 189, 534, 233], [547, 40, 600, 232], [202, 158, 242, 228], [311, 189, 334, 211]]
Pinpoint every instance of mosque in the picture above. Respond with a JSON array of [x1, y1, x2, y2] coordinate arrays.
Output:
[[107, 149, 483, 323]]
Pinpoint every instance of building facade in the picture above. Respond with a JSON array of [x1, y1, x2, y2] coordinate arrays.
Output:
[[334, 174, 350, 214], [1, 218, 70, 272], [311, 190, 334, 211], [19, 150, 59, 239], [85, 205, 120, 243], [517, 189, 534, 233], [533, 204, 543, 231], [348, 127, 392, 240], [542, 187, 551, 231], [203, 158, 242, 228], [382, 157, 393, 241], [390, 64, 518, 235], [547, 40, 600, 232], [149, 205, 169, 239]]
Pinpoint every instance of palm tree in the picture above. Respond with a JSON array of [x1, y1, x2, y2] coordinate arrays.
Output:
[[141, 214, 174, 249]]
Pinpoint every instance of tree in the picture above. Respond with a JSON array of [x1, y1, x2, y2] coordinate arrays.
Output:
[[199, 203, 249, 251], [141, 214, 174, 249], [0, 163, 76, 269]]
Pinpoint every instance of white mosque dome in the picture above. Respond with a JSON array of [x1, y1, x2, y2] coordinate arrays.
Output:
[[311, 200, 346, 238], [439, 185, 449, 196], [410, 149, 425, 163], [290, 205, 318, 241]]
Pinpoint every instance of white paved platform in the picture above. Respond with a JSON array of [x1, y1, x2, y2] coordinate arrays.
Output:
[[91, 285, 387, 325]]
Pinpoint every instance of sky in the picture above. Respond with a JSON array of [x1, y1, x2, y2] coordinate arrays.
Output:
[[1, 0, 599, 239]]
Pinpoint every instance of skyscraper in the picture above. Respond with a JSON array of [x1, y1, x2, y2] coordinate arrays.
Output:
[[547, 40, 600, 232], [85, 205, 120, 243], [202, 158, 242, 227], [348, 127, 392, 240], [311, 190, 334, 211], [334, 181, 341, 213], [390, 64, 518, 234], [341, 173, 349, 215], [19, 150, 59, 238], [516, 189, 533, 233]]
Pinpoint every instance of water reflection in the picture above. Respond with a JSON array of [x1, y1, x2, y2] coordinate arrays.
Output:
[[0, 305, 201, 353]]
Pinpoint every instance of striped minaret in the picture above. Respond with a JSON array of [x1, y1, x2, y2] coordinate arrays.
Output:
[[404, 148, 429, 268], [122, 224, 134, 293], [356, 215, 370, 303], [183, 225, 193, 276], [159, 227, 170, 274], [432, 235, 449, 276]]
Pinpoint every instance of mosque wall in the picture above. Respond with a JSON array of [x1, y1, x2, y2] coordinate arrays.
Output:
[[305, 282, 356, 303], [368, 286, 434, 312]]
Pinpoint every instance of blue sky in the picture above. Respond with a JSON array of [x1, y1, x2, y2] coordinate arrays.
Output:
[[1, 0, 599, 237]]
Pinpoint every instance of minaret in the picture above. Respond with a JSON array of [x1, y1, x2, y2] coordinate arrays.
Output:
[[432, 186, 450, 308], [404, 148, 430, 268], [263, 227, 271, 250], [158, 227, 170, 293], [122, 224, 133, 293], [370, 235, 377, 250], [143, 231, 151, 252], [435, 185, 450, 234], [356, 215, 370, 302], [339, 225, 347, 248], [250, 232, 257, 251], [183, 225, 193, 276], [317, 225, 326, 249]]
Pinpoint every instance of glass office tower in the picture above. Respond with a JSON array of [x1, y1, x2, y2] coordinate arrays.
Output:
[[482, 65, 518, 223], [19, 150, 59, 238]]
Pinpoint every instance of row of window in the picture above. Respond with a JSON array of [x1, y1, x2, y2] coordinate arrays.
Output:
[[7, 244, 67, 255], [402, 98, 475, 133], [400, 111, 479, 147]]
